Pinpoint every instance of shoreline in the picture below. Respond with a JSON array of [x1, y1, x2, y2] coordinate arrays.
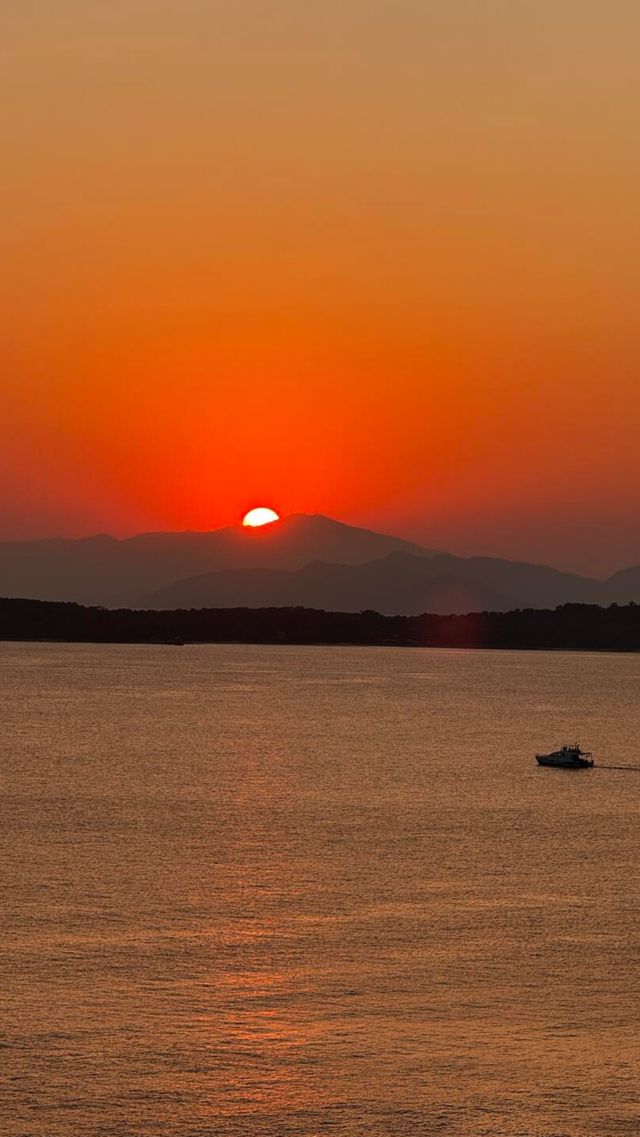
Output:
[[1, 637, 639, 655]]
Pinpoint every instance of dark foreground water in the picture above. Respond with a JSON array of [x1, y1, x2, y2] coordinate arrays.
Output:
[[2, 643, 640, 1136]]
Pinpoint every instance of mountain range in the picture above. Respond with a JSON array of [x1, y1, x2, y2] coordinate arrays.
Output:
[[1, 513, 639, 615]]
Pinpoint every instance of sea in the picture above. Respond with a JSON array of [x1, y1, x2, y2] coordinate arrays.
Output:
[[2, 642, 640, 1137]]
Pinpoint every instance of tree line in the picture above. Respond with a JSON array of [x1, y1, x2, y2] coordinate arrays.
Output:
[[1, 597, 640, 652]]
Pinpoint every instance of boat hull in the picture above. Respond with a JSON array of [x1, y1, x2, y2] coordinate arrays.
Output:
[[536, 755, 594, 769]]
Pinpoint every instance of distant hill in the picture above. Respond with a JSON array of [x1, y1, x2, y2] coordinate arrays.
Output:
[[143, 552, 514, 615], [0, 515, 437, 606], [602, 566, 640, 605], [142, 548, 604, 615], [1, 513, 638, 614], [418, 552, 603, 609]]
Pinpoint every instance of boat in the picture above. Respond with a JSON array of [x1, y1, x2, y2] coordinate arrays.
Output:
[[536, 744, 594, 769]]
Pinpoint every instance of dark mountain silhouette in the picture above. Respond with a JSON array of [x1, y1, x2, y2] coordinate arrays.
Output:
[[0, 515, 437, 606], [142, 548, 604, 614], [602, 566, 640, 605], [1, 512, 637, 614], [419, 552, 603, 609], [143, 552, 514, 615]]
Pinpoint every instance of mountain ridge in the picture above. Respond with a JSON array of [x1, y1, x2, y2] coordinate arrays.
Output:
[[141, 548, 602, 615], [1, 513, 639, 613], [0, 514, 438, 606]]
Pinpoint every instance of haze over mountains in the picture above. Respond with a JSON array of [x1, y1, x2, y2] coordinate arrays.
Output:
[[1, 514, 639, 615]]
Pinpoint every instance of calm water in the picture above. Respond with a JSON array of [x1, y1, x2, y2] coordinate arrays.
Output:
[[2, 643, 640, 1137]]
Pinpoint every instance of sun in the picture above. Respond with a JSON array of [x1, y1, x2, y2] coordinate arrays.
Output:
[[242, 507, 280, 528]]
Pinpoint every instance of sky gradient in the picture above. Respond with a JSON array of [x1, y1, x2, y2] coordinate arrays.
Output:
[[2, 2, 639, 574]]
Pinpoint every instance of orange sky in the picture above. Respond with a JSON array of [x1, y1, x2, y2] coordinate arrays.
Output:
[[2, 2, 639, 574]]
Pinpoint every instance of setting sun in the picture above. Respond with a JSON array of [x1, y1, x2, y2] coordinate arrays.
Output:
[[242, 507, 280, 528]]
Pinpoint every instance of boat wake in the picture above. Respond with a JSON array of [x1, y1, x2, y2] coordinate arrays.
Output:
[[594, 763, 640, 772]]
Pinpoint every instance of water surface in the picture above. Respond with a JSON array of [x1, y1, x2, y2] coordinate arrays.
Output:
[[2, 643, 640, 1136]]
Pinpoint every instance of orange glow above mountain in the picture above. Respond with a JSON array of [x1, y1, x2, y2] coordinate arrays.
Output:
[[242, 508, 281, 528], [1, 3, 640, 574]]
